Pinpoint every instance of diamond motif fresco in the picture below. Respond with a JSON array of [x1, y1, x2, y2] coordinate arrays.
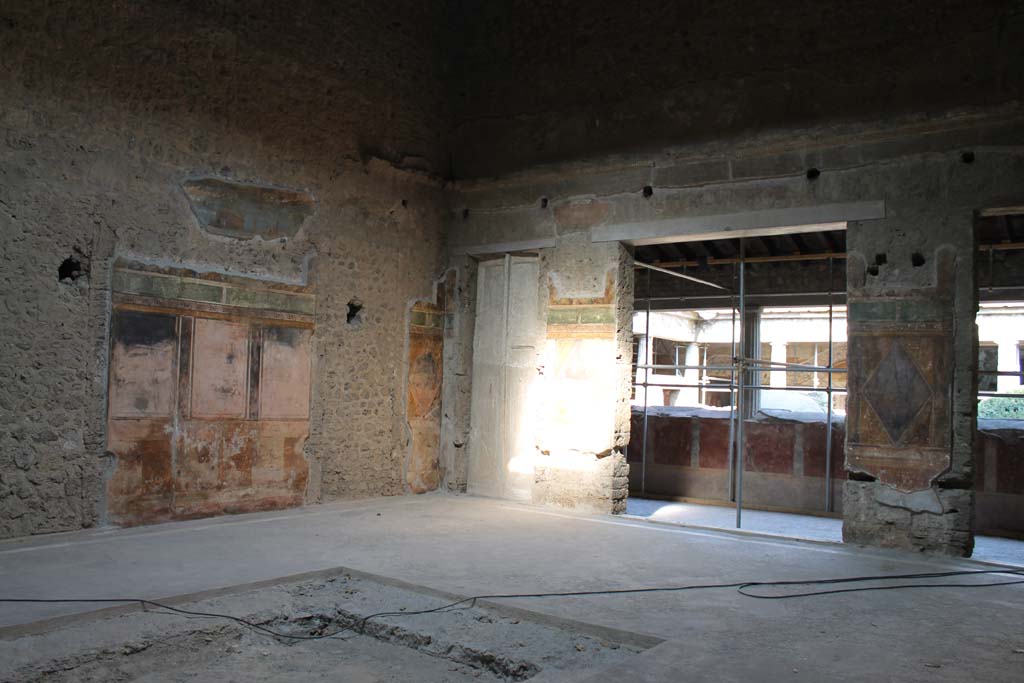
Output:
[[862, 341, 932, 444], [846, 300, 953, 492]]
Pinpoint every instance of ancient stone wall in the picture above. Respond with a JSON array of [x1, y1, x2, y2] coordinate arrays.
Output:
[[105, 262, 316, 526], [450, 1, 1023, 177], [0, 0, 450, 538], [448, 108, 1024, 552], [533, 235, 632, 514]]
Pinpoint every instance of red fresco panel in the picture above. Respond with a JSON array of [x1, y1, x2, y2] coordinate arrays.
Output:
[[106, 418, 175, 525], [406, 326, 443, 493], [108, 311, 177, 418], [106, 299, 312, 526], [650, 415, 693, 467], [698, 419, 732, 469], [744, 422, 795, 474], [802, 422, 846, 478], [191, 318, 249, 418], [259, 326, 312, 420]]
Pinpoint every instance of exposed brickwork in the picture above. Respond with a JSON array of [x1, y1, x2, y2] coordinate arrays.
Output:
[[843, 482, 974, 556]]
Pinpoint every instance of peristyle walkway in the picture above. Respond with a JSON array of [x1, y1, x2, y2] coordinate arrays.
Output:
[[625, 497, 1024, 567]]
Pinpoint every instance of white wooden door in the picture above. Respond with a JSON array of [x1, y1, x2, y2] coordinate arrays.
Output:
[[467, 255, 540, 500]]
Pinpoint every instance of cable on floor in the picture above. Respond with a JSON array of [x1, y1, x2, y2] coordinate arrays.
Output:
[[2, 567, 1021, 642]]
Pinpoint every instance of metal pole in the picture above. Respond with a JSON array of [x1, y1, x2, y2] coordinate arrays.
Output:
[[637, 363, 740, 372], [640, 268, 652, 497], [633, 260, 730, 291], [740, 359, 846, 373], [736, 239, 746, 529], [726, 262, 738, 503], [635, 381, 849, 392], [501, 254, 512, 492], [824, 256, 835, 513]]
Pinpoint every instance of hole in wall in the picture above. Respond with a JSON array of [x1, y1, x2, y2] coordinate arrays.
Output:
[[848, 471, 877, 483], [462, 208, 470, 220], [961, 150, 975, 164], [867, 264, 879, 277], [911, 252, 926, 267], [874, 253, 887, 266], [58, 256, 84, 283], [401, 199, 408, 208], [346, 299, 364, 326], [806, 167, 821, 180], [540, 197, 548, 209], [642, 186, 653, 198]]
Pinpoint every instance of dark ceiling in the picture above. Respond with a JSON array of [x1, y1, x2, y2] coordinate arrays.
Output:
[[634, 229, 846, 267]]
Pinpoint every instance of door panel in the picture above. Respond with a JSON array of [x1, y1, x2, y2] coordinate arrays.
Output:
[[467, 256, 540, 500], [468, 259, 507, 497]]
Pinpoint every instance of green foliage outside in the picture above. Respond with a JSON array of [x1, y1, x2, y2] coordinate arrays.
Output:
[[978, 387, 1024, 420]]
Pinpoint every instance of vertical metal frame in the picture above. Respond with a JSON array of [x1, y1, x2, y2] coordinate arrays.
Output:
[[640, 267, 652, 497], [735, 239, 746, 528], [632, 236, 848, 527]]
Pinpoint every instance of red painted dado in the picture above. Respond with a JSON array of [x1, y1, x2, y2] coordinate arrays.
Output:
[[698, 419, 731, 470], [803, 422, 846, 479], [629, 411, 843, 479], [106, 306, 313, 527], [628, 410, 1024, 534], [743, 422, 796, 475], [975, 429, 1024, 495], [649, 417, 692, 467]]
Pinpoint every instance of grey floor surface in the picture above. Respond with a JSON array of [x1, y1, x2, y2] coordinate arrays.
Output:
[[2, 494, 1023, 681], [625, 497, 1024, 567]]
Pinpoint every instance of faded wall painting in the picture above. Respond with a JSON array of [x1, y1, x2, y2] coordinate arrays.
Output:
[[405, 272, 455, 494], [105, 262, 314, 526], [846, 299, 953, 491]]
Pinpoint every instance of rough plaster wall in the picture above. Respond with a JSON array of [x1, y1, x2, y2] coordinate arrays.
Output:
[[0, 1, 449, 538], [447, 111, 1024, 550], [842, 212, 978, 555], [450, 0, 1024, 177], [531, 233, 631, 514]]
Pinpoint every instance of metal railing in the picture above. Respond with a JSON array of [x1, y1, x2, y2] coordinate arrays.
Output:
[[633, 246, 1024, 529]]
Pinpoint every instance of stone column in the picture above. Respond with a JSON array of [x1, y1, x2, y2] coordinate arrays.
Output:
[[996, 338, 1022, 393], [842, 217, 975, 556], [680, 342, 701, 405], [532, 231, 632, 514], [769, 341, 787, 387]]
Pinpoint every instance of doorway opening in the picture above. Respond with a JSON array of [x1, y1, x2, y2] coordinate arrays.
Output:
[[626, 227, 848, 535], [972, 210, 1024, 561], [624, 215, 1024, 566]]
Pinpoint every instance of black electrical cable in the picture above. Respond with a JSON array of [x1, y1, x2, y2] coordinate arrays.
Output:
[[2, 567, 1021, 642]]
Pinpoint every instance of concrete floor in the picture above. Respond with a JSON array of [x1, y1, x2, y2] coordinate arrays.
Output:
[[2, 494, 1024, 681], [625, 498, 1024, 567]]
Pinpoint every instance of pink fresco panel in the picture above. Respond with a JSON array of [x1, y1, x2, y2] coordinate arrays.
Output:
[[190, 318, 249, 419], [108, 310, 178, 418], [259, 326, 312, 420]]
